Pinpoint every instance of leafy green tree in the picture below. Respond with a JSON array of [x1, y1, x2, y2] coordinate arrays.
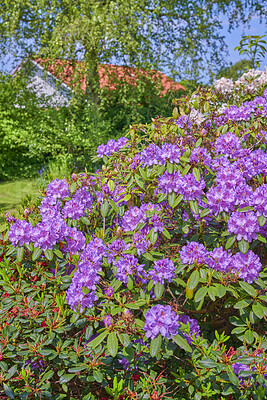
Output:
[[1, 0, 266, 88], [216, 59, 253, 80]]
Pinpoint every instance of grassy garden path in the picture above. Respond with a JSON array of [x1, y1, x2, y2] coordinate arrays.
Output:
[[0, 179, 39, 215]]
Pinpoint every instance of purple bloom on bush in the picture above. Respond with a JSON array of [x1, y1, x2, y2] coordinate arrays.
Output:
[[104, 286, 114, 297], [122, 206, 146, 231], [140, 143, 162, 166], [107, 239, 130, 263], [232, 251, 262, 283], [103, 314, 113, 326], [190, 147, 212, 167], [132, 232, 149, 255], [158, 170, 184, 194], [178, 314, 200, 344], [148, 258, 176, 285], [73, 186, 93, 210], [113, 254, 146, 284], [64, 227, 86, 254], [144, 304, 179, 340], [46, 178, 70, 199], [5, 212, 16, 224], [62, 198, 86, 220], [251, 184, 267, 217], [8, 220, 33, 246], [179, 242, 209, 266], [227, 211, 259, 242], [97, 137, 128, 158], [158, 143, 181, 164], [207, 247, 232, 273], [215, 132, 242, 158]]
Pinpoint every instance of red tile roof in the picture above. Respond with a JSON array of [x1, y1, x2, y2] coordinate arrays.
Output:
[[33, 58, 185, 95]]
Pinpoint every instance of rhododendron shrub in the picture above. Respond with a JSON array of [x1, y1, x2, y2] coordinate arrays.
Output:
[[0, 73, 267, 399]]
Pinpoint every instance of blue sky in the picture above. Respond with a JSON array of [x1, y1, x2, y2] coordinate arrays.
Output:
[[221, 16, 267, 68]]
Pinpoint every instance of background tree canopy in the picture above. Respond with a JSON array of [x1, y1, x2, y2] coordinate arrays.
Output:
[[0, 0, 266, 88]]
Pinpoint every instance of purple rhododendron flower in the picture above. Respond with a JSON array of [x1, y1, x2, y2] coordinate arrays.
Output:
[[215, 132, 242, 158], [46, 178, 70, 199], [8, 220, 33, 246], [103, 314, 113, 326], [144, 305, 179, 340], [207, 247, 232, 273], [227, 211, 260, 242], [148, 258, 176, 285], [113, 254, 146, 284], [64, 227, 86, 254], [180, 242, 209, 265], [5, 212, 16, 224], [179, 314, 200, 344], [232, 251, 262, 283], [97, 137, 128, 158]]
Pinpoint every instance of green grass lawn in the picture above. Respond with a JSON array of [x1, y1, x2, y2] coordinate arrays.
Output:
[[0, 180, 40, 215]]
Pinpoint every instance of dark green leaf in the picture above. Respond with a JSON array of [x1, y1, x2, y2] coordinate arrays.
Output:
[[16, 246, 24, 262], [195, 286, 207, 302], [3, 384, 14, 399], [225, 235, 236, 249], [239, 281, 257, 297], [238, 239, 249, 254], [198, 359, 218, 369], [59, 374, 76, 384], [172, 333, 192, 353], [88, 331, 108, 350], [32, 247, 43, 261], [150, 335, 162, 357], [107, 332, 118, 357], [154, 283, 164, 299], [188, 270, 199, 290], [44, 249, 53, 261]]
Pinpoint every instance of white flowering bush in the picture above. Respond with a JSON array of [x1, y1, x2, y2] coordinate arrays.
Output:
[[0, 71, 267, 399]]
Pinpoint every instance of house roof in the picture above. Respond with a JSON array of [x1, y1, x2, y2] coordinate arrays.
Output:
[[32, 58, 185, 95]]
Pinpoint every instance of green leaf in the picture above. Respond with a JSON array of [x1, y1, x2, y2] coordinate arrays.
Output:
[[190, 200, 199, 215], [88, 331, 108, 350], [198, 359, 218, 369], [54, 248, 63, 258], [143, 252, 154, 261], [195, 286, 207, 302], [239, 281, 257, 297], [168, 192, 176, 208], [167, 162, 174, 174], [59, 374, 76, 384], [228, 372, 240, 386], [188, 270, 199, 290], [172, 333, 192, 353], [135, 174, 144, 189], [252, 302, 265, 319], [107, 332, 118, 357], [208, 286, 216, 301], [199, 208, 210, 218], [93, 370, 103, 383], [118, 333, 131, 347], [193, 167, 201, 181], [203, 101, 210, 112], [44, 249, 53, 261], [32, 247, 43, 261], [80, 216, 90, 225], [258, 215, 267, 227], [154, 283, 164, 299], [225, 235, 236, 249], [109, 199, 120, 213], [215, 284, 226, 298], [3, 383, 15, 399], [244, 329, 254, 344], [234, 299, 251, 309], [150, 229, 158, 245], [257, 233, 267, 243], [150, 335, 162, 357], [16, 246, 24, 262], [162, 227, 171, 239], [101, 199, 109, 218], [108, 179, 115, 192], [238, 239, 249, 254], [195, 138, 202, 147]]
